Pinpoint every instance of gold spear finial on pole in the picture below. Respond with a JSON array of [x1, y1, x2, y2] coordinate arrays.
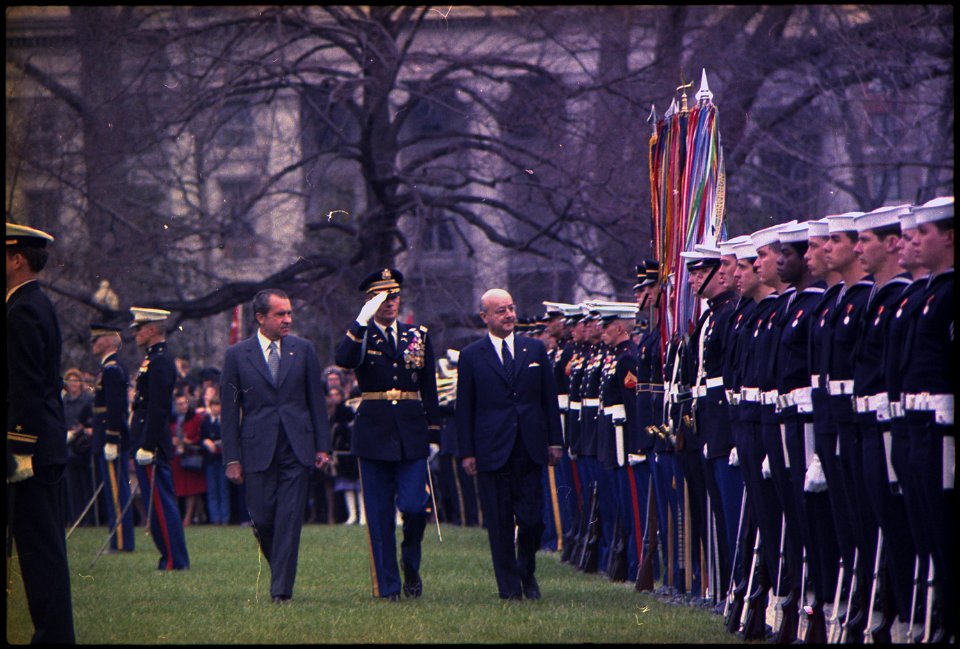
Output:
[[677, 70, 694, 115]]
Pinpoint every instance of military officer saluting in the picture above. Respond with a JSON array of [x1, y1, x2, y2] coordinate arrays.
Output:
[[334, 268, 441, 601], [89, 322, 135, 553], [129, 306, 190, 570]]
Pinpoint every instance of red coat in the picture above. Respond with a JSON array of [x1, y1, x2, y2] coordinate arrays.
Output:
[[171, 412, 206, 497]]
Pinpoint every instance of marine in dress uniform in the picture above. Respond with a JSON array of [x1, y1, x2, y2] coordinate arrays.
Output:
[[129, 307, 190, 570], [594, 302, 644, 583], [6, 222, 76, 644], [634, 261, 670, 592], [89, 323, 135, 552], [561, 309, 589, 564], [898, 197, 954, 643], [334, 268, 441, 601]]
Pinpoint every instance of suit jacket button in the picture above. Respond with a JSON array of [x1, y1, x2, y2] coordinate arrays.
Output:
[[391, 400, 398, 405]]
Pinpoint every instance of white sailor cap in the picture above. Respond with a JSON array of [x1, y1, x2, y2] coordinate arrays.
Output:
[[807, 218, 830, 239], [129, 307, 171, 328], [912, 196, 954, 225], [826, 211, 865, 234], [679, 250, 705, 269], [778, 221, 810, 244], [750, 220, 796, 250], [899, 209, 917, 231], [693, 243, 722, 259], [732, 240, 759, 260], [855, 204, 910, 233], [718, 235, 751, 257]]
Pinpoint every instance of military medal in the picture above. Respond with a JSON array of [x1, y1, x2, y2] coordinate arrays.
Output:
[[873, 305, 884, 327], [923, 294, 934, 315], [896, 298, 907, 319], [843, 303, 853, 325], [791, 309, 804, 328]]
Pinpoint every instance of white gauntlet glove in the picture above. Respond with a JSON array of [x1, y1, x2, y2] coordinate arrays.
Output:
[[355, 291, 389, 327], [804, 454, 828, 493], [8, 454, 34, 483], [135, 448, 155, 466], [627, 453, 648, 465], [728, 447, 740, 467], [104, 443, 119, 462], [761, 455, 771, 480]]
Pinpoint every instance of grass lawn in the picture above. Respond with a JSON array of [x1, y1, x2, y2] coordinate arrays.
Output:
[[7, 523, 743, 644]]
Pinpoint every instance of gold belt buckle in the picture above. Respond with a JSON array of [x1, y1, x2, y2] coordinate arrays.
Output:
[[385, 388, 402, 403]]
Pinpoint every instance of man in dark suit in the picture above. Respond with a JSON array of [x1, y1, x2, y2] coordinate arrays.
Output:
[[456, 288, 564, 600], [6, 222, 76, 644], [334, 268, 442, 601], [221, 289, 331, 603]]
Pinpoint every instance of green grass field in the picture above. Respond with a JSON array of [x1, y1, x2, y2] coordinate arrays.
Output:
[[7, 523, 743, 644]]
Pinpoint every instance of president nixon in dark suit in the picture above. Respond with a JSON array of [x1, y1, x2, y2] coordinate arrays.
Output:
[[456, 288, 563, 600], [220, 289, 331, 603]]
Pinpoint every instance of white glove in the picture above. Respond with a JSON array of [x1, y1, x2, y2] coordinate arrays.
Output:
[[104, 443, 119, 462], [356, 291, 389, 326], [627, 453, 648, 465], [135, 448, 155, 466], [8, 454, 34, 483], [428, 443, 440, 463], [761, 455, 771, 479], [804, 454, 828, 493], [728, 447, 740, 467]]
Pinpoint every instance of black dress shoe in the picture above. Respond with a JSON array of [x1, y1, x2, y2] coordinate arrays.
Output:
[[272, 596, 291, 604], [521, 577, 541, 600], [402, 563, 423, 598]]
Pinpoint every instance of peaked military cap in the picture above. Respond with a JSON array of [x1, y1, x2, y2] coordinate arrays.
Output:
[[129, 307, 171, 328], [7, 222, 55, 248], [90, 322, 123, 339], [359, 267, 403, 295]]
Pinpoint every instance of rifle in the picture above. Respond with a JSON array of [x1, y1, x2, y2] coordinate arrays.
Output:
[[772, 514, 787, 639], [740, 527, 767, 640], [838, 548, 860, 643], [635, 473, 658, 592], [907, 555, 920, 642], [723, 489, 747, 629], [607, 506, 628, 582], [578, 482, 601, 573], [827, 555, 847, 643], [921, 557, 935, 643], [797, 548, 809, 640], [865, 529, 883, 643]]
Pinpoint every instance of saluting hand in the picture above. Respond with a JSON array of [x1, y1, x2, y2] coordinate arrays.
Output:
[[355, 291, 389, 326]]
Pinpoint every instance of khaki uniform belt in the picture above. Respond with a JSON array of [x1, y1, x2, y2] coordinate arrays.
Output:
[[362, 390, 420, 402]]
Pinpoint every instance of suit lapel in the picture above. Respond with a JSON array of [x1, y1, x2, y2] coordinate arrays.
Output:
[[244, 336, 275, 387]]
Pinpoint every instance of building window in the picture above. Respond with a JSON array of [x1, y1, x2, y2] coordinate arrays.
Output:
[[218, 177, 258, 259], [23, 189, 60, 233], [419, 219, 456, 252], [216, 100, 254, 147]]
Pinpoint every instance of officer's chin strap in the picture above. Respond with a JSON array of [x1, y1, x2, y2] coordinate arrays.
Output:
[[638, 294, 649, 311], [698, 265, 720, 297]]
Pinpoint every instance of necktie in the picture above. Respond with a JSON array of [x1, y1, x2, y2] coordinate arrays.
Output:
[[267, 341, 280, 383], [502, 340, 514, 383], [386, 326, 396, 355]]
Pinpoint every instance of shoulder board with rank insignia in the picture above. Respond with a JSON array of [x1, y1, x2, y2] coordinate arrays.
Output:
[[419, 325, 428, 334]]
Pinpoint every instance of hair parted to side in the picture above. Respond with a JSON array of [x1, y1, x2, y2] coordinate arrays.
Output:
[[252, 288, 289, 316], [7, 246, 49, 272]]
